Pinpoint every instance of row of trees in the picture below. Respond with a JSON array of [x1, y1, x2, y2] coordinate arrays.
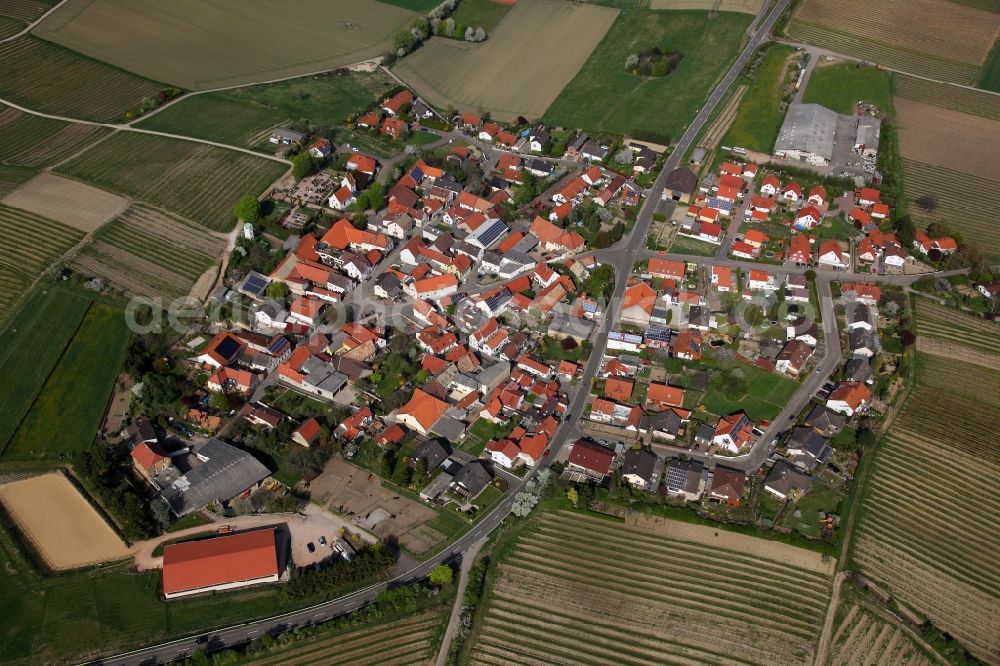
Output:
[[75, 445, 157, 543], [284, 543, 396, 600]]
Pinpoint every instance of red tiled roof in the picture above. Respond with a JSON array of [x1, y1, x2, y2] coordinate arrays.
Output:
[[162, 530, 279, 596]]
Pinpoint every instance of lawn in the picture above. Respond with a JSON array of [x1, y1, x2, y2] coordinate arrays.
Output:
[[543, 9, 752, 140], [802, 61, 893, 114], [137, 69, 397, 147], [450, 0, 513, 32], [4, 300, 130, 460], [57, 132, 288, 231], [722, 44, 796, 152], [979, 38, 1000, 92], [697, 364, 798, 422], [377, 0, 441, 11], [668, 234, 719, 256], [0, 286, 92, 455]]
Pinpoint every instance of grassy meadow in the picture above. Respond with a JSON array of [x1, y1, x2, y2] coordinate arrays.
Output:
[[543, 9, 752, 140], [802, 61, 892, 115], [722, 44, 797, 152]]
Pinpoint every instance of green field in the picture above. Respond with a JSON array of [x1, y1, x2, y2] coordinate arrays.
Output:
[[0, 15, 23, 39], [377, 0, 444, 9], [786, 20, 981, 86], [544, 10, 752, 139], [722, 44, 796, 152], [136, 70, 396, 147], [0, 287, 92, 453], [894, 73, 1000, 120], [977, 37, 1000, 92], [3, 300, 130, 460], [901, 159, 1000, 257], [57, 132, 288, 231], [0, 204, 85, 318], [668, 234, 719, 256], [802, 61, 892, 115], [0, 36, 165, 122], [698, 363, 799, 422], [0, 103, 111, 167], [450, 0, 513, 32]]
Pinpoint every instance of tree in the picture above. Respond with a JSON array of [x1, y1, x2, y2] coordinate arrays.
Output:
[[474, 27, 487, 41], [363, 182, 384, 211], [915, 193, 939, 212], [567, 487, 579, 507], [234, 195, 261, 223], [150, 498, 172, 530], [429, 564, 454, 585], [624, 53, 639, 71], [804, 269, 817, 281], [614, 148, 633, 165], [292, 152, 319, 180], [925, 220, 951, 238], [893, 214, 916, 249], [464, 26, 474, 41], [899, 329, 916, 347], [266, 281, 290, 299], [444, 17, 455, 36], [511, 491, 539, 517]]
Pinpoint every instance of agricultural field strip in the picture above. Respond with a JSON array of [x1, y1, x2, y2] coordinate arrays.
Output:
[[480, 613, 704, 666], [851, 544, 1000, 661], [702, 84, 748, 149], [896, 397, 1000, 463], [0, 36, 165, 122], [0, 105, 111, 167], [96, 224, 215, 280], [786, 21, 980, 85], [831, 604, 860, 646], [916, 298, 1000, 337], [71, 248, 189, 300], [487, 597, 753, 666], [915, 337, 1000, 365], [0, 0, 52, 22], [507, 550, 820, 634], [876, 443, 1000, 515], [916, 354, 1000, 392], [794, 0, 999, 64], [488, 567, 815, 665], [80, 242, 196, 294], [0, 204, 84, 270], [239, 615, 437, 665], [894, 74, 1000, 121], [525, 529, 829, 612], [544, 514, 832, 589], [893, 98, 1000, 182]]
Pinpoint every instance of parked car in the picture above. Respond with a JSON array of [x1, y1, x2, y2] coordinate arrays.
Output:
[[306, 542, 315, 553]]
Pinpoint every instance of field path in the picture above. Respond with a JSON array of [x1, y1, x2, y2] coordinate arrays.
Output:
[[0, 94, 289, 164], [435, 536, 486, 666], [0, 0, 71, 44], [813, 571, 847, 665]]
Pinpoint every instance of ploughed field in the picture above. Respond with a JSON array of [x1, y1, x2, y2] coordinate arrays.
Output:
[[469, 511, 832, 665], [852, 300, 1000, 663], [787, 0, 999, 86]]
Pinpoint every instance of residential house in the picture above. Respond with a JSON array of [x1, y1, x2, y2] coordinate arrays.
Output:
[[621, 449, 658, 490], [292, 418, 322, 447], [664, 459, 705, 501], [763, 460, 813, 499], [566, 439, 615, 482], [775, 339, 812, 376], [826, 381, 871, 416], [450, 460, 494, 499], [787, 317, 818, 347], [396, 388, 448, 436], [709, 466, 746, 506], [817, 240, 849, 269], [712, 412, 754, 454], [786, 427, 832, 471], [805, 405, 847, 435]]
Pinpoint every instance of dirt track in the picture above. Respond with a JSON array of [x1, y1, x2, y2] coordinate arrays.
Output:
[[0, 472, 129, 570]]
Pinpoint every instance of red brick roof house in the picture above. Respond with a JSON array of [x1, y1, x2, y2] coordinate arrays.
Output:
[[709, 467, 746, 506], [566, 439, 615, 481], [292, 417, 322, 447]]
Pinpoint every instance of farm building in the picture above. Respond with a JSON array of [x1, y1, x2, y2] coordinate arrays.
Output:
[[662, 167, 698, 203], [161, 528, 284, 599], [773, 103, 837, 166], [157, 439, 272, 516], [854, 116, 881, 159]]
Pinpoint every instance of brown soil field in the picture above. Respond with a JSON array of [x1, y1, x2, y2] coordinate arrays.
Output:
[[650, 0, 762, 11], [33, 0, 418, 90], [895, 98, 1000, 182], [308, 457, 445, 555], [795, 0, 1000, 66], [916, 337, 1000, 370], [592, 504, 837, 574], [0, 472, 129, 570], [2, 172, 127, 231], [393, 0, 618, 121]]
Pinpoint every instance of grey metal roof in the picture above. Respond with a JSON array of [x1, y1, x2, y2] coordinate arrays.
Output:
[[764, 459, 813, 496], [452, 460, 494, 497], [774, 103, 837, 162], [159, 439, 271, 516], [805, 405, 847, 432], [414, 439, 451, 470]]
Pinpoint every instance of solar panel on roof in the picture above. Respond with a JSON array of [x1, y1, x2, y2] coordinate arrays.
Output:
[[242, 273, 268, 295], [214, 336, 241, 359]]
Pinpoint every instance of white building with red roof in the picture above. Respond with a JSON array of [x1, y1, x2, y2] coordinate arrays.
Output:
[[162, 529, 281, 599]]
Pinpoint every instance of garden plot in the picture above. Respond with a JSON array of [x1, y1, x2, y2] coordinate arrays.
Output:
[[469, 511, 832, 665], [57, 132, 287, 231], [394, 0, 617, 121], [0, 104, 111, 167], [0, 472, 129, 570], [2, 172, 128, 232], [34, 0, 418, 90]]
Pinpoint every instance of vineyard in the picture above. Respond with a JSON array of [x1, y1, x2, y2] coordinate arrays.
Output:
[[852, 315, 1000, 663], [901, 160, 1000, 256], [469, 511, 832, 665], [240, 612, 442, 665], [0, 0, 55, 22], [785, 21, 981, 86], [57, 132, 287, 231], [829, 603, 936, 666], [701, 84, 747, 150], [0, 164, 34, 198], [0, 204, 84, 319], [71, 205, 225, 300], [0, 36, 164, 122], [0, 104, 110, 167], [895, 73, 1000, 121], [895, 98, 999, 182]]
